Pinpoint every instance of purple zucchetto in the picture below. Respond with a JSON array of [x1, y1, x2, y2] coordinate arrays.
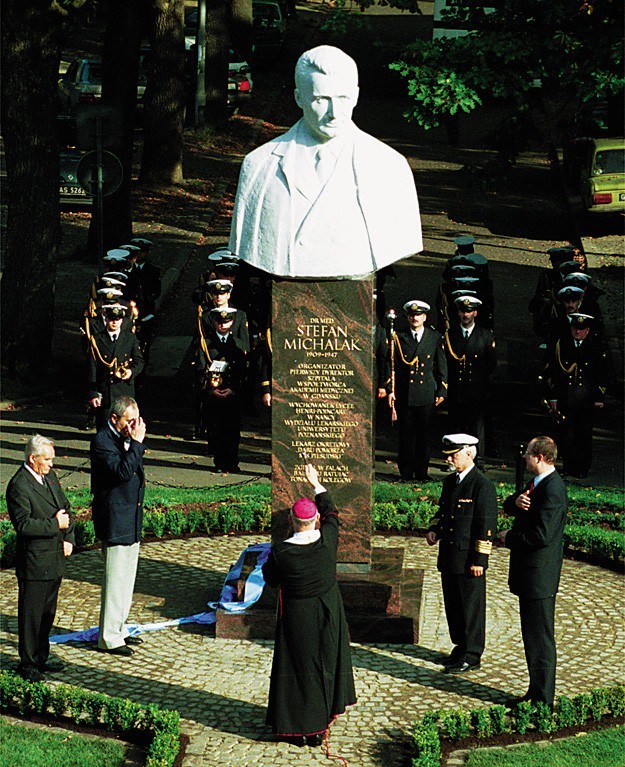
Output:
[[291, 498, 317, 520]]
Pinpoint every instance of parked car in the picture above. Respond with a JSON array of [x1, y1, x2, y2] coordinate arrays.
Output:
[[579, 137, 625, 214], [59, 148, 91, 207], [58, 54, 148, 117], [562, 100, 613, 184], [252, 0, 287, 56]]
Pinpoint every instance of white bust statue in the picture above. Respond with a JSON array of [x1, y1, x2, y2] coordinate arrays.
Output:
[[228, 45, 423, 279]]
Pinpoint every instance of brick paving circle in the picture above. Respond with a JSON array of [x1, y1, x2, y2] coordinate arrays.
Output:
[[1, 534, 623, 766]]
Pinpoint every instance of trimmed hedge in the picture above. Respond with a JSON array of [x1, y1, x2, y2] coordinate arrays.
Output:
[[0, 670, 180, 767], [412, 684, 625, 767], [1, 481, 622, 566]]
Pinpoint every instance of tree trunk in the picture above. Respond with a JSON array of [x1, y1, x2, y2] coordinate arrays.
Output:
[[230, 0, 253, 65], [139, 0, 186, 187], [86, 0, 147, 254], [204, 0, 230, 129], [1, 1, 63, 379]]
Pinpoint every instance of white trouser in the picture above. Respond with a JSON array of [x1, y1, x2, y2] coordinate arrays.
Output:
[[98, 542, 140, 649]]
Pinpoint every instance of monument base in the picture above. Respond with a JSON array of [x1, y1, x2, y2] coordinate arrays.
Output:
[[215, 546, 424, 644]]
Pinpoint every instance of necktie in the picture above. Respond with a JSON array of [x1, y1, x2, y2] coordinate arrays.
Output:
[[315, 148, 332, 184], [45, 476, 60, 508], [464, 330, 469, 339], [456, 473, 461, 485], [526, 478, 535, 494]]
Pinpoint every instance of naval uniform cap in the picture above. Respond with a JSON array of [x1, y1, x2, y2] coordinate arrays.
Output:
[[441, 433, 479, 454], [558, 260, 580, 276], [569, 312, 594, 328], [563, 272, 591, 287], [450, 264, 477, 273], [102, 271, 128, 282], [547, 245, 576, 264], [206, 279, 233, 294], [119, 244, 141, 253], [130, 237, 153, 249], [97, 288, 124, 299], [453, 235, 476, 255], [455, 276, 480, 283], [215, 261, 240, 276], [98, 277, 126, 289], [451, 288, 477, 299], [454, 295, 483, 310], [403, 300, 430, 314], [208, 248, 237, 263], [102, 302, 128, 318], [464, 252, 488, 266], [104, 248, 132, 262], [210, 306, 237, 321], [558, 286, 584, 299]]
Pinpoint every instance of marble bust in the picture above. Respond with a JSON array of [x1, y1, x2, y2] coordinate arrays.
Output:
[[228, 45, 423, 279]]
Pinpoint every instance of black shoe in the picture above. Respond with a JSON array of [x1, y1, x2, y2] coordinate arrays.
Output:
[[39, 661, 65, 673], [439, 651, 463, 667], [444, 659, 481, 674], [98, 645, 134, 657], [279, 735, 306, 747], [306, 734, 324, 747], [125, 636, 143, 646], [503, 695, 529, 709], [18, 668, 44, 683]]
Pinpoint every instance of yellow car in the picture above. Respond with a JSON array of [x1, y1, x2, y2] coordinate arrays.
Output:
[[580, 137, 625, 213]]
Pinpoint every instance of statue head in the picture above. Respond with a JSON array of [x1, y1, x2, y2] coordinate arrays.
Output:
[[294, 45, 360, 143]]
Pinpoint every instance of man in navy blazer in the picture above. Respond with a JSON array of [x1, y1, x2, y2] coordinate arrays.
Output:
[[7, 435, 74, 681], [91, 395, 146, 656], [499, 435, 568, 708]]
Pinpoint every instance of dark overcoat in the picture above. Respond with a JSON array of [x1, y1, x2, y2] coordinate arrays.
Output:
[[262, 492, 356, 736], [87, 325, 144, 408], [444, 324, 496, 404], [391, 326, 448, 407]]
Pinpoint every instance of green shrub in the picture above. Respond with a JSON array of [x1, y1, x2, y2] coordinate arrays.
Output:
[[515, 700, 532, 735], [472, 706, 492, 738], [187, 509, 202, 534], [144, 511, 166, 538], [607, 685, 625, 717], [412, 720, 441, 767], [164, 508, 185, 537], [534, 701, 556, 733], [557, 694, 575, 728], [440, 708, 471, 739], [74, 519, 96, 548], [572, 692, 592, 726], [489, 705, 507, 735], [591, 688, 609, 721]]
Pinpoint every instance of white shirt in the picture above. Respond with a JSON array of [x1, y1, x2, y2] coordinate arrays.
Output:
[[532, 466, 556, 487], [456, 465, 474, 484], [461, 323, 475, 338], [23, 463, 44, 485], [412, 327, 425, 343]]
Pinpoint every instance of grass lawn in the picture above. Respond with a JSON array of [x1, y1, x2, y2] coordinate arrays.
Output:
[[0, 717, 126, 767], [465, 725, 625, 767]]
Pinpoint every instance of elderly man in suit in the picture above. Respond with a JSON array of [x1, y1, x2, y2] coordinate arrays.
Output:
[[6, 435, 74, 682], [87, 303, 144, 430], [91, 396, 146, 656], [499, 435, 568, 708], [427, 434, 497, 674], [229, 45, 422, 279], [387, 300, 448, 482]]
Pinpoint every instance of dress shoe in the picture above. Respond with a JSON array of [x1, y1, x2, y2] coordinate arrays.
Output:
[[306, 733, 324, 747], [444, 659, 481, 674], [18, 668, 45, 683], [125, 636, 143, 646], [98, 645, 134, 657], [439, 651, 463, 667], [39, 660, 65, 672]]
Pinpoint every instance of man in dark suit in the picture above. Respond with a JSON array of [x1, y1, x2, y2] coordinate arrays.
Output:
[[544, 313, 611, 478], [91, 395, 146, 656], [444, 296, 497, 466], [427, 434, 497, 673], [126, 238, 161, 359], [499, 435, 568, 708], [6, 435, 74, 681], [387, 300, 447, 481], [87, 304, 144, 430]]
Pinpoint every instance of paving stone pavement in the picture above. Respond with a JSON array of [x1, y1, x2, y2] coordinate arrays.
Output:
[[1, 534, 623, 767]]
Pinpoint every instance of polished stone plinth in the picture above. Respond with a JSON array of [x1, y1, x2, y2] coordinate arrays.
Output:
[[270, 278, 373, 564], [215, 546, 423, 643]]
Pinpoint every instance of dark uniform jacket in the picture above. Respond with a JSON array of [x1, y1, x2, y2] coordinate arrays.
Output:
[[87, 325, 144, 407], [90, 426, 145, 545], [199, 307, 250, 355], [545, 332, 610, 410], [429, 466, 497, 574], [197, 324, 247, 392], [503, 471, 567, 599], [126, 262, 161, 318], [390, 326, 448, 407], [7, 466, 75, 581], [444, 324, 496, 403]]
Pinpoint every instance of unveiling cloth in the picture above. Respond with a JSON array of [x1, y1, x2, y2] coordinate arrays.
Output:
[[262, 491, 356, 736]]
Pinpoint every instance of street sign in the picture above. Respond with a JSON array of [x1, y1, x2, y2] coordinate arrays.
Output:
[[76, 150, 123, 197], [76, 104, 122, 150]]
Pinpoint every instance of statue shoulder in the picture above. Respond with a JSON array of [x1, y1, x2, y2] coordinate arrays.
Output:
[[242, 122, 301, 166]]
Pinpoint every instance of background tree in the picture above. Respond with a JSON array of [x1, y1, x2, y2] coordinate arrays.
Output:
[[140, 0, 186, 187], [390, 0, 625, 145], [230, 0, 253, 64], [0, 0, 74, 378], [204, 0, 230, 129]]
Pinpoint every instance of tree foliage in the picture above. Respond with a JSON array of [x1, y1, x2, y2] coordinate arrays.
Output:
[[390, 0, 625, 131]]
